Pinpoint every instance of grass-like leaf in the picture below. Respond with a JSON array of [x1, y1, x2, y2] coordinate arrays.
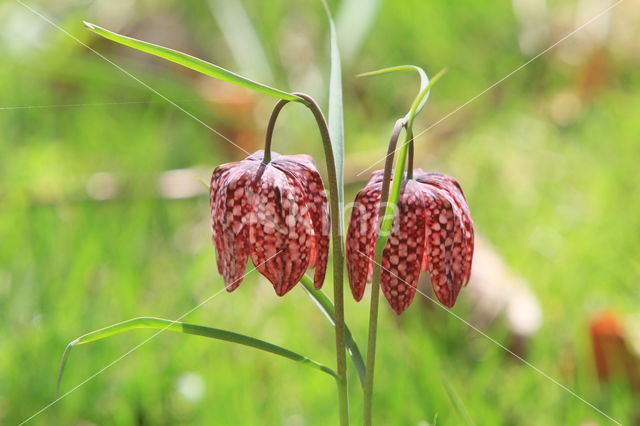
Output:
[[83, 21, 302, 102], [56, 317, 337, 397], [207, 0, 274, 83], [441, 374, 476, 426], [321, 1, 345, 218], [357, 65, 430, 118], [300, 276, 366, 388], [375, 69, 447, 254]]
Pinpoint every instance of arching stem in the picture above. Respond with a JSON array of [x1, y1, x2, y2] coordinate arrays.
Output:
[[293, 92, 349, 425], [263, 99, 290, 164], [363, 69, 446, 425]]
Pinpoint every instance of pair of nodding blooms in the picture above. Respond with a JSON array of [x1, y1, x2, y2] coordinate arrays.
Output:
[[210, 149, 474, 314]]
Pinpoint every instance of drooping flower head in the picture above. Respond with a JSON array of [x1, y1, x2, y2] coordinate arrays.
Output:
[[346, 169, 474, 313], [210, 150, 329, 295]]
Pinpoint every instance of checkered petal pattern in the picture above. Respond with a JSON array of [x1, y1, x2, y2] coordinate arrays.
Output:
[[210, 151, 330, 295], [346, 169, 474, 313]]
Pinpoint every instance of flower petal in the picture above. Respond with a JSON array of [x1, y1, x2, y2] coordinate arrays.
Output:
[[366, 169, 386, 186], [415, 184, 460, 307], [247, 165, 314, 296], [272, 155, 330, 289], [415, 172, 474, 286], [380, 180, 427, 314], [346, 183, 381, 301], [210, 163, 253, 291]]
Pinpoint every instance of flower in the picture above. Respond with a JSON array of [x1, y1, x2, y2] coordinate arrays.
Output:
[[210, 150, 329, 295], [346, 169, 474, 313]]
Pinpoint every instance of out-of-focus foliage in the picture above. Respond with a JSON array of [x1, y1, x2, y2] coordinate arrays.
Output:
[[1, 0, 639, 424]]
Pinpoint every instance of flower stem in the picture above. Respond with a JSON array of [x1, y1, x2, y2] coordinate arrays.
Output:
[[363, 69, 446, 425], [364, 119, 406, 426], [294, 92, 349, 425], [263, 99, 290, 164], [406, 129, 415, 179]]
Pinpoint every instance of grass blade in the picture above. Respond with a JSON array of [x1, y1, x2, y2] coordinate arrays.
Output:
[[300, 275, 366, 388], [357, 65, 430, 118], [375, 69, 447, 254], [441, 374, 476, 426], [336, 0, 382, 67], [207, 0, 274, 82], [57, 317, 337, 396], [321, 1, 345, 219], [83, 22, 302, 102]]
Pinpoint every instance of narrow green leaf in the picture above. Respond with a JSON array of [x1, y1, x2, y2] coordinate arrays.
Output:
[[441, 374, 476, 426], [83, 21, 302, 102], [57, 317, 337, 396], [335, 0, 382, 67], [207, 0, 274, 82], [300, 276, 366, 388], [321, 1, 345, 220], [404, 68, 447, 131], [375, 69, 447, 256], [357, 64, 430, 118]]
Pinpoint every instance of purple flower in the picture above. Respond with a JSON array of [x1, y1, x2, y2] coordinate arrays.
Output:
[[346, 169, 474, 313], [210, 150, 329, 295]]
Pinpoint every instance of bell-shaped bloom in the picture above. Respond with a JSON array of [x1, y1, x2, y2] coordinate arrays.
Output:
[[210, 150, 329, 296], [346, 169, 473, 313]]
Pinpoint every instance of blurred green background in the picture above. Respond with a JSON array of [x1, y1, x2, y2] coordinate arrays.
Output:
[[2, 0, 639, 424]]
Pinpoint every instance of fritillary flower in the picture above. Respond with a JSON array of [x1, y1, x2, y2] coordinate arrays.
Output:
[[346, 169, 474, 313], [210, 150, 329, 296]]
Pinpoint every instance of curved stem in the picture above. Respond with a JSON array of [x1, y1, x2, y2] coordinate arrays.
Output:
[[364, 118, 406, 425], [263, 99, 291, 164], [293, 92, 349, 425], [255, 92, 348, 424]]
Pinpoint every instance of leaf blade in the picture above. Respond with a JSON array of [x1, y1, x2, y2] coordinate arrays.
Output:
[[375, 69, 447, 255], [357, 64, 430, 118], [57, 317, 337, 396], [320, 2, 345, 219], [441, 374, 476, 426], [83, 21, 302, 102]]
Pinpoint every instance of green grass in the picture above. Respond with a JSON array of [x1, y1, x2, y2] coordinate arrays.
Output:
[[2, 0, 638, 424]]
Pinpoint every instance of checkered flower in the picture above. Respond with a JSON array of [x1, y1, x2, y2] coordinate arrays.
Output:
[[210, 150, 329, 296], [346, 169, 474, 313]]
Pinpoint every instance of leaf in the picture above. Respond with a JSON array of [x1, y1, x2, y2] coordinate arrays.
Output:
[[375, 69, 447, 255], [357, 65, 430, 118], [335, 0, 382, 67], [207, 0, 274, 82], [321, 1, 345, 221], [441, 374, 476, 426], [300, 275, 366, 388], [83, 22, 302, 102], [56, 317, 337, 397]]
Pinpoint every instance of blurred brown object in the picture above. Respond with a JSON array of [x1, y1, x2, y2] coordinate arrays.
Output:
[[589, 311, 640, 391], [415, 234, 543, 358], [465, 235, 543, 336]]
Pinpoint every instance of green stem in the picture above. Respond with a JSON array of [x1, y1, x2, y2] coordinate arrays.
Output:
[[263, 99, 291, 164], [56, 317, 337, 398], [406, 130, 415, 179], [292, 92, 349, 426], [363, 119, 405, 425], [363, 69, 446, 425]]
